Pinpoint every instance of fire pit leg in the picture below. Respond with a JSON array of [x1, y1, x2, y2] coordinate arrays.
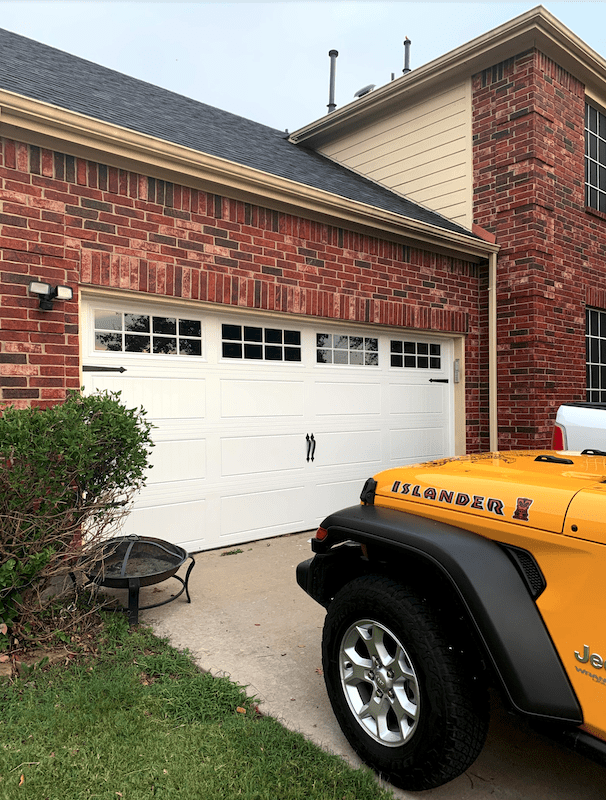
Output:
[[183, 556, 195, 603], [127, 577, 141, 626]]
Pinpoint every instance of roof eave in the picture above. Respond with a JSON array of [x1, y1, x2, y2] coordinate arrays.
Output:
[[290, 5, 606, 147], [0, 89, 496, 261]]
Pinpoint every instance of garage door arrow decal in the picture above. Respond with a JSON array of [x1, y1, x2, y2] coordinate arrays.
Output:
[[83, 365, 127, 373]]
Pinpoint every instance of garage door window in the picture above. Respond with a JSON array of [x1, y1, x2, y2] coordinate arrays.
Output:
[[391, 340, 441, 369], [222, 324, 302, 361], [94, 310, 202, 356], [316, 333, 379, 365]]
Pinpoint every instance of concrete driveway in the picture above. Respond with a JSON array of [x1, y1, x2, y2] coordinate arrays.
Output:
[[138, 531, 606, 799]]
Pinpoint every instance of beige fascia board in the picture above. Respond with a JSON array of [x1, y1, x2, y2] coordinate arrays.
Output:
[[0, 89, 496, 262], [291, 5, 606, 147]]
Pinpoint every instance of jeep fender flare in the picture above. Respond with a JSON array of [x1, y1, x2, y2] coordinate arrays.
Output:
[[310, 504, 582, 725]]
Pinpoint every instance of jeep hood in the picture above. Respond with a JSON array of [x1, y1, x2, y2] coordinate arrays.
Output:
[[373, 451, 606, 535]]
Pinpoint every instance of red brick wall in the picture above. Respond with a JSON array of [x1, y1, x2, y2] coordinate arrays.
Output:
[[0, 136, 487, 449], [473, 50, 596, 448]]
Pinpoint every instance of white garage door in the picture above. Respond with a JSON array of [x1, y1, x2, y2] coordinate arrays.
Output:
[[82, 298, 455, 553]]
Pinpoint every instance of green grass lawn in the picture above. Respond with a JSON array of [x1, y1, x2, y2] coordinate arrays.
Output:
[[0, 615, 394, 800]]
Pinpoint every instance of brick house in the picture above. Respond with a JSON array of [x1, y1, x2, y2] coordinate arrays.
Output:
[[292, 6, 606, 451], [0, 6, 601, 549]]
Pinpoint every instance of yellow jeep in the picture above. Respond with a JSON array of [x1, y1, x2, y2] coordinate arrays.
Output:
[[297, 450, 606, 790]]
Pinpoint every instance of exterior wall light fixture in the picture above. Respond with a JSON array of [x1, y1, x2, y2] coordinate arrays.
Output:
[[28, 281, 73, 310]]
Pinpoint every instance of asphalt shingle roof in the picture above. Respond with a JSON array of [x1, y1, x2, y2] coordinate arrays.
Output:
[[0, 27, 477, 239]]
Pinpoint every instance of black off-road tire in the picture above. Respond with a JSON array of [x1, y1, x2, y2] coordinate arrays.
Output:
[[322, 574, 489, 791]]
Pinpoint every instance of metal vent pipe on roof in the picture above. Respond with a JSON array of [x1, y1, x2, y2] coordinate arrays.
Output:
[[403, 37, 411, 74], [327, 49, 338, 113]]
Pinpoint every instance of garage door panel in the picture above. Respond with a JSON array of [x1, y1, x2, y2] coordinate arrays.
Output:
[[220, 487, 305, 537], [89, 376, 206, 419], [311, 477, 368, 524], [150, 421, 208, 440], [389, 383, 446, 414], [133, 479, 208, 506], [314, 430, 382, 467], [147, 438, 206, 483], [121, 499, 207, 550], [314, 381, 381, 416], [221, 380, 304, 417], [390, 427, 447, 462], [221, 434, 304, 477]]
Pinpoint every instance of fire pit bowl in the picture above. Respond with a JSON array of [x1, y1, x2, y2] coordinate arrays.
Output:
[[86, 534, 195, 625]]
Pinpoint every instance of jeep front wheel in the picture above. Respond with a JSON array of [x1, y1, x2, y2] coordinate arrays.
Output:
[[322, 575, 488, 791]]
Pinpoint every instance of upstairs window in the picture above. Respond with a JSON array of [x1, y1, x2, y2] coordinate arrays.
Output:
[[585, 102, 606, 212], [586, 307, 606, 403]]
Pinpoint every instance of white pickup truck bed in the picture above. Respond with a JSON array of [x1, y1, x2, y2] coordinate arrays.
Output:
[[553, 402, 606, 450]]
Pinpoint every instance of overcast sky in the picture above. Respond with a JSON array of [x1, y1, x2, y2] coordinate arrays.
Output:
[[0, 1, 603, 132]]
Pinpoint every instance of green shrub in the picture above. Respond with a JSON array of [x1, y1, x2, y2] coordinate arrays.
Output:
[[0, 390, 154, 647]]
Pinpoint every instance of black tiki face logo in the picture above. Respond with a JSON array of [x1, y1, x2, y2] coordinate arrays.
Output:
[[513, 497, 534, 522]]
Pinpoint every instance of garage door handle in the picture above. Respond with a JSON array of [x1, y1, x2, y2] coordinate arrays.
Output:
[[429, 378, 449, 383], [306, 433, 316, 462], [310, 434, 316, 462], [306, 433, 311, 462]]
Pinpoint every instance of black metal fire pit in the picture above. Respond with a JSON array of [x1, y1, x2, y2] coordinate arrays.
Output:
[[88, 535, 195, 625]]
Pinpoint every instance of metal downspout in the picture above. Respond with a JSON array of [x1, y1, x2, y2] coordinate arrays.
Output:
[[489, 252, 498, 451]]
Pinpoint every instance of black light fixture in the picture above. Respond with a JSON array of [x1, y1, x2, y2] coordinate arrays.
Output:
[[28, 281, 73, 310]]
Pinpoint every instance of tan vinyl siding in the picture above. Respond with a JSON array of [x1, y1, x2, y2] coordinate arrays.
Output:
[[319, 80, 473, 229]]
